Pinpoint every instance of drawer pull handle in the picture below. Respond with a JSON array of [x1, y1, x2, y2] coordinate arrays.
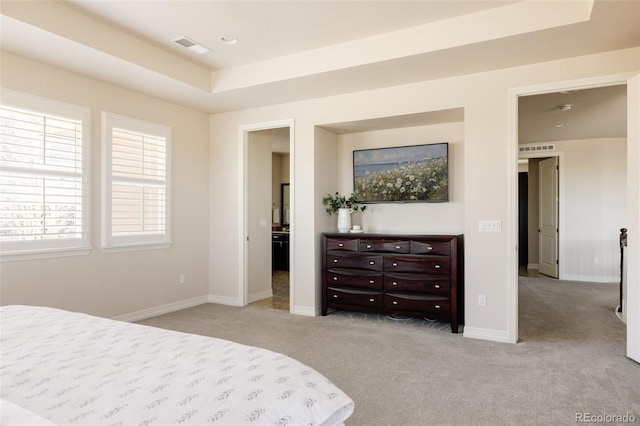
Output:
[[369, 298, 375, 302], [434, 284, 440, 289], [395, 246, 401, 249], [333, 259, 338, 263], [338, 243, 344, 247], [369, 280, 375, 284], [434, 264, 441, 269], [427, 246, 433, 250], [392, 262, 398, 267], [392, 282, 398, 286], [333, 277, 338, 281], [435, 304, 441, 309], [369, 261, 375, 265], [392, 301, 398, 305], [366, 245, 372, 249], [333, 295, 338, 298]]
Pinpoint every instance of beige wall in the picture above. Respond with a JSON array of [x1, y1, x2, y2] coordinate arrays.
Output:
[[0, 52, 210, 319], [559, 138, 627, 282], [208, 47, 640, 340], [336, 122, 464, 234], [524, 138, 626, 282]]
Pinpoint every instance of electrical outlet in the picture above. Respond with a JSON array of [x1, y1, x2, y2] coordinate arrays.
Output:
[[594, 257, 600, 265], [478, 294, 487, 307], [179, 274, 186, 285]]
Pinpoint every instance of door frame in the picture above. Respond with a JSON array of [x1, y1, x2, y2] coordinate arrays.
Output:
[[239, 119, 295, 311], [519, 153, 565, 279], [507, 72, 637, 345]]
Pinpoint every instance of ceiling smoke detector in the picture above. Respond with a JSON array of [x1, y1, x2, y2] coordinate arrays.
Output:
[[219, 35, 238, 45], [172, 37, 211, 54]]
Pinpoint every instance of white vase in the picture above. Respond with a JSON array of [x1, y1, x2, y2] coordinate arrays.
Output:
[[337, 208, 352, 233]]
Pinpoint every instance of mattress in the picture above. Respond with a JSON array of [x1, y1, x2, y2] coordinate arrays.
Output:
[[0, 305, 354, 425]]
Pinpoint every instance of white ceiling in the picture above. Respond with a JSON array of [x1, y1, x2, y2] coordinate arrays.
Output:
[[1, 0, 638, 140], [64, 0, 519, 71], [518, 85, 627, 144]]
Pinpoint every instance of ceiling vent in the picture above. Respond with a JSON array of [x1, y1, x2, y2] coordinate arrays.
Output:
[[519, 143, 556, 153], [172, 37, 211, 54]]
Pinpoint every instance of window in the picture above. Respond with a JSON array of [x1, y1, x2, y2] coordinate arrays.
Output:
[[102, 112, 171, 251], [0, 89, 91, 260]]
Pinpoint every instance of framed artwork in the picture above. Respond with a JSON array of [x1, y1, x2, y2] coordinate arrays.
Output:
[[353, 142, 448, 203]]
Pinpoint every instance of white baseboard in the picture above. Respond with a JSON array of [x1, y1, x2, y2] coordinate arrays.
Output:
[[464, 326, 513, 343], [247, 289, 273, 303], [112, 295, 209, 322], [208, 294, 243, 307], [527, 263, 539, 270], [292, 305, 317, 316], [561, 274, 619, 283]]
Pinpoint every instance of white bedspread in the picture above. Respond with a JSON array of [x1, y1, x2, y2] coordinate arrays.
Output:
[[0, 305, 354, 426]]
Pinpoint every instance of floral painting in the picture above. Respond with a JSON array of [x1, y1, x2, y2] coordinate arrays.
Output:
[[353, 143, 448, 202]]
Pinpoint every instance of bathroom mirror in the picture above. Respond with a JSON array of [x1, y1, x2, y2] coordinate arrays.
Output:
[[281, 183, 290, 226]]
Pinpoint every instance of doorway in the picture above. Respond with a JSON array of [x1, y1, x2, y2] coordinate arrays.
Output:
[[510, 77, 636, 359], [518, 155, 561, 279], [241, 120, 294, 313]]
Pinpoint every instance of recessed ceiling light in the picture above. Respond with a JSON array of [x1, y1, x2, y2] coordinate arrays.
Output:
[[172, 36, 211, 54], [220, 35, 238, 45], [554, 123, 568, 128], [560, 90, 577, 94], [559, 104, 572, 112]]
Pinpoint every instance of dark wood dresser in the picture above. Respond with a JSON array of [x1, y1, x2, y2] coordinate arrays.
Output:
[[321, 233, 464, 333]]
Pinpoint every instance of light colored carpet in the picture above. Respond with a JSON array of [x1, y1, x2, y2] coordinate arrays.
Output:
[[138, 276, 639, 425]]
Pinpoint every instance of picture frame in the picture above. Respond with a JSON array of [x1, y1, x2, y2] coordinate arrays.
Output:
[[353, 142, 449, 203]]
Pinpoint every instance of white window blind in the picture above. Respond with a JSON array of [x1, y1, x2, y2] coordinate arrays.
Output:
[[102, 113, 171, 250], [0, 90, 90, 259]]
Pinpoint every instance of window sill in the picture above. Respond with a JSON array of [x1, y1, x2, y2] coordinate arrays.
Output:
[[101, 242, 172, 254], [1, 247, 92, 262]]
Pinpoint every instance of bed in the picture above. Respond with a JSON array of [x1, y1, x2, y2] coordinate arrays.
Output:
[[0, 305, 354, 426]]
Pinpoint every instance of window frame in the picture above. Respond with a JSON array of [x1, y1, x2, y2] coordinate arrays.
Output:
[[0, 89, 91, 261], [101, 112, 172, 252]]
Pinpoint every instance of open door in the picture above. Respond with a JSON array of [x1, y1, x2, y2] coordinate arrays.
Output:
[[627, 74, 640, 363], [538, 157, 559, 278]]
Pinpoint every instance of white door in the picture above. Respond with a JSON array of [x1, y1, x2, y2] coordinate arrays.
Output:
[[539, 157, 559, 278], [627, 74, 640, 363]]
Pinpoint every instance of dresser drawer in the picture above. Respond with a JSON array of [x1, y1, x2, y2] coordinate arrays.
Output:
[[384, 294, 450, 315], [384, 274, 450, 295], [327, 270, 383, 290], [360, 240, 410, 253], [411, 240, 451, 256], [327, 253, 383, 271], [327, 287, 383, 309], [384, 256, 450, 275], [326, 238, 359, 251]]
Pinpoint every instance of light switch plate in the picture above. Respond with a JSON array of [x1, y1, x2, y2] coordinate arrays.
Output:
[[479, 220, 502, 232]]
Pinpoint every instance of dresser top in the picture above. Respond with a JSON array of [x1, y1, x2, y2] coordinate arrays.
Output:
[[322, 232, 462, 240]]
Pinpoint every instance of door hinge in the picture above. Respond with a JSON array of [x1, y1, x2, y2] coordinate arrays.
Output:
[[556, 259, 559, 265]]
